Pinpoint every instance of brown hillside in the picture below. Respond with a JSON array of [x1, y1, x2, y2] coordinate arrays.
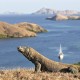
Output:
[[0, 22, 47, 38], [14, 22, 46, 33]]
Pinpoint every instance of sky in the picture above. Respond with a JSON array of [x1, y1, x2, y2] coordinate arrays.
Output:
[[0, 0, 80, 14]]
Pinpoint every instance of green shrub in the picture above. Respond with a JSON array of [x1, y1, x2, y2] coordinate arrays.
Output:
[[74, 62, 80, 65], [0, 34, 7, 38]]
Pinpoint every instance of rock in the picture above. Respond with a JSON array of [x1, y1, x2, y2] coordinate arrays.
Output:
[[46, 14, 80, 21], [0, 22, 47, 38], [68, 66, 78, 73], [47, 14, 68, 20], [68, 16, 80, 20]]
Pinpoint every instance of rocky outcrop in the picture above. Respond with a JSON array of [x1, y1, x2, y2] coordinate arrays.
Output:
[[67, 16, 80, 20], [18, 46, 80, 73], [46, 14, 68, 20], [46, 14, 80, 21], [0, 22, 47, 38]]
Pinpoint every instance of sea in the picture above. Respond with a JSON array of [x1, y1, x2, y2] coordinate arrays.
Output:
[[0, 14, 80, 68]]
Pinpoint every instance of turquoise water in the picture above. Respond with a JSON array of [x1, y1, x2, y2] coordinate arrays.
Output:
[[0, 15, 80, 68]]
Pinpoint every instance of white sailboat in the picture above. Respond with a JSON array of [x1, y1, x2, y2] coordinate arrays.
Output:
[[58, 44, 64, 62]]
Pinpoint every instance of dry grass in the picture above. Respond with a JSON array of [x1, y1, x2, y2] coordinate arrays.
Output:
[[0, 68, 80, 80]]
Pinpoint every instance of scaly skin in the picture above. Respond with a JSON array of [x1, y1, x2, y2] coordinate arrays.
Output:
[[17, 46, 80, 73]]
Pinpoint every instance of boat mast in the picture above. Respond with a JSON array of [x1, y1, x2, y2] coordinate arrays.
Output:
[[59, 44, 62, 54], [58, 44, 64, 62]]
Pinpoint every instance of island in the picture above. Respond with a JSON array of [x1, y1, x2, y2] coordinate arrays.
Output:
[[46, 14, 80, 21], [32, 7, 80, 15], [0, 22, 47, 38]]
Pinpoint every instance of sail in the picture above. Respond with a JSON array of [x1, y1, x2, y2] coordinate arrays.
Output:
[[58, 44, 64, 61], [59, 44, 63, 54]]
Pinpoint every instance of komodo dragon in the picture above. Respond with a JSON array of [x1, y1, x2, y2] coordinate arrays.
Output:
[[17, 46, 80, 73]]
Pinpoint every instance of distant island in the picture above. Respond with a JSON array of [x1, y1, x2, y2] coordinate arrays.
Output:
[[32, 7, 80, 15], [0, 22, 47, 38], [46, 14, 80, 21], [31, 8, 80, 21], [1, 8, 80, 16]]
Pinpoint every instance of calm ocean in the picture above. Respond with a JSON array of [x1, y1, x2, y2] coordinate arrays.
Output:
[[0, 15, 80, 68]]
